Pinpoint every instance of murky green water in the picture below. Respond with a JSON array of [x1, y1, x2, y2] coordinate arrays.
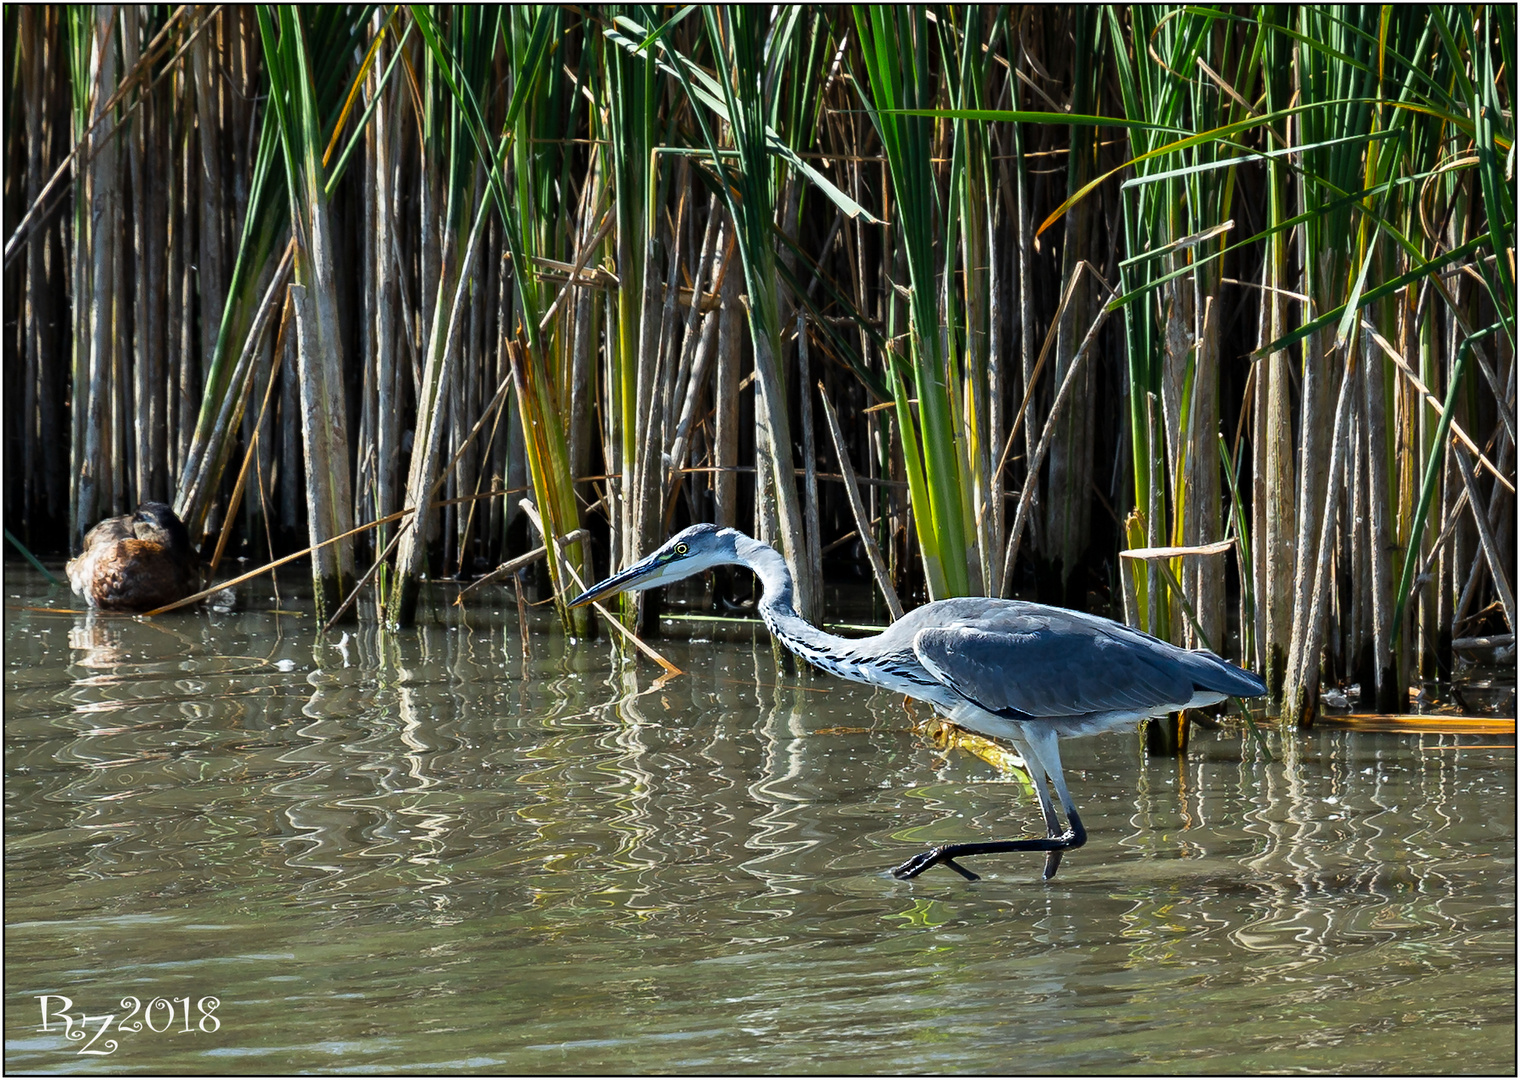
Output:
[[5, 567, 1514, 1073]]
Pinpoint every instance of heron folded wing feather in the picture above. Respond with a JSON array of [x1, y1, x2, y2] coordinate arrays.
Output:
[[911, 621, 1198, 720]]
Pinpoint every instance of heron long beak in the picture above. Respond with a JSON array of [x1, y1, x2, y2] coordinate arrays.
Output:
[[567, 556, 665, 608]]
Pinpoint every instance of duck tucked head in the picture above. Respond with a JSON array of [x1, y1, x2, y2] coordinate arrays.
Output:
[[132, 502, 192, 556]]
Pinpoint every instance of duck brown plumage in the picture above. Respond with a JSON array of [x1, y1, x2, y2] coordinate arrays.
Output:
[[66, 502, 199, 612]]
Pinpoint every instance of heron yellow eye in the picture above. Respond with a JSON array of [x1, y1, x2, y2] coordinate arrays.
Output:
[[675, 543, 689, 556]]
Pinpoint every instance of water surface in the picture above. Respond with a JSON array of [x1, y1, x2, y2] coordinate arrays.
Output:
[[5, 567, 1514, 1073]]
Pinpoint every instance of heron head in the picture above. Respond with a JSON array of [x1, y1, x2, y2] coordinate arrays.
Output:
[[569, 523, 740, 608]]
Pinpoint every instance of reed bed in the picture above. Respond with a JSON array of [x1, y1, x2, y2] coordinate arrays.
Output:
[[4, 6, 1513, 723]]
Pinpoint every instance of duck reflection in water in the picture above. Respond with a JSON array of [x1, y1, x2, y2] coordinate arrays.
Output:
[[66, 501, 199, 612]]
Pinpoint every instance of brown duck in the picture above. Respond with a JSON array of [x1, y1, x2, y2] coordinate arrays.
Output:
[[66, 502, 199, 612]]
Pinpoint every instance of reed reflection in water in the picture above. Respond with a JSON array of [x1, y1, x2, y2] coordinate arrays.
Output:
[[4, 569, 1514, 1073]]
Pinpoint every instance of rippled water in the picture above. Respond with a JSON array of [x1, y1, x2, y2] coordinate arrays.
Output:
[[4, 567, 1515, 1073]]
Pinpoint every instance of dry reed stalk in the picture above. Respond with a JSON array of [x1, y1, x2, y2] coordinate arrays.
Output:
[[371, 31, 400, 556], [21, 8, 66, 533], [618, 159, 671, 625], [76, 7, 121, 540], [177, 243, 293, 530], [665, 220, 727, 517], [714, 243, 741, 531], [261, 10, 361, 623], [1453, 441, 1516, 636], [1260, 336, 1295, 698], [625, 168, 685, 628], [820, 386, 903, 620], [388, 194, 491, 627], [984, 144, 1006, 600], [353, 12, 388, 547], [567, 156, 607, 521], [1044, 171, 1095, 598], [1001, 287, 1113, 590], [797, 316, 823, 600], [190, 11, 227, 410], [1288, 321, 1337, 687], [1184, 291, 1224, 652], [173, 61, 198, 487], [206, 302, 289, 579], [121, 7, 154, 503], [1284, 353, 1359, 727], [662, 198, 722, 492], [1359, 328, 1398, 711]]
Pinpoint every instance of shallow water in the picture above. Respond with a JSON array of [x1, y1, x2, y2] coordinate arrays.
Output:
[[4, 567, 1515, 1073]]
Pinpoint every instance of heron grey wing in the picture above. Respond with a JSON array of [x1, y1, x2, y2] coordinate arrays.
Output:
[[911, 618, 1199, 719]]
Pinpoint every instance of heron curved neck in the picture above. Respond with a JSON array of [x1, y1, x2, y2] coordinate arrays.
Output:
[[735, 536, 848, 660]]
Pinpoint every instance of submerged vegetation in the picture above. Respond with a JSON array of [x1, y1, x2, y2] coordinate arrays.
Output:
[[4, 6, 1514, 724]]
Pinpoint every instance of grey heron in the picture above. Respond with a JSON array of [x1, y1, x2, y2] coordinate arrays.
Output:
[[570, 524, 1267, 881]]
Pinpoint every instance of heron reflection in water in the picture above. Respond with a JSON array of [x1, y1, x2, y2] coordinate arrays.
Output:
[[571, 524, 1267, 882]]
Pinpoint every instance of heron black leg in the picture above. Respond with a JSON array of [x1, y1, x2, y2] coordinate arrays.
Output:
[[890, 814, 1086, 881], [891, 726, 1088, 882], [1040, 810, 1085, 880]]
